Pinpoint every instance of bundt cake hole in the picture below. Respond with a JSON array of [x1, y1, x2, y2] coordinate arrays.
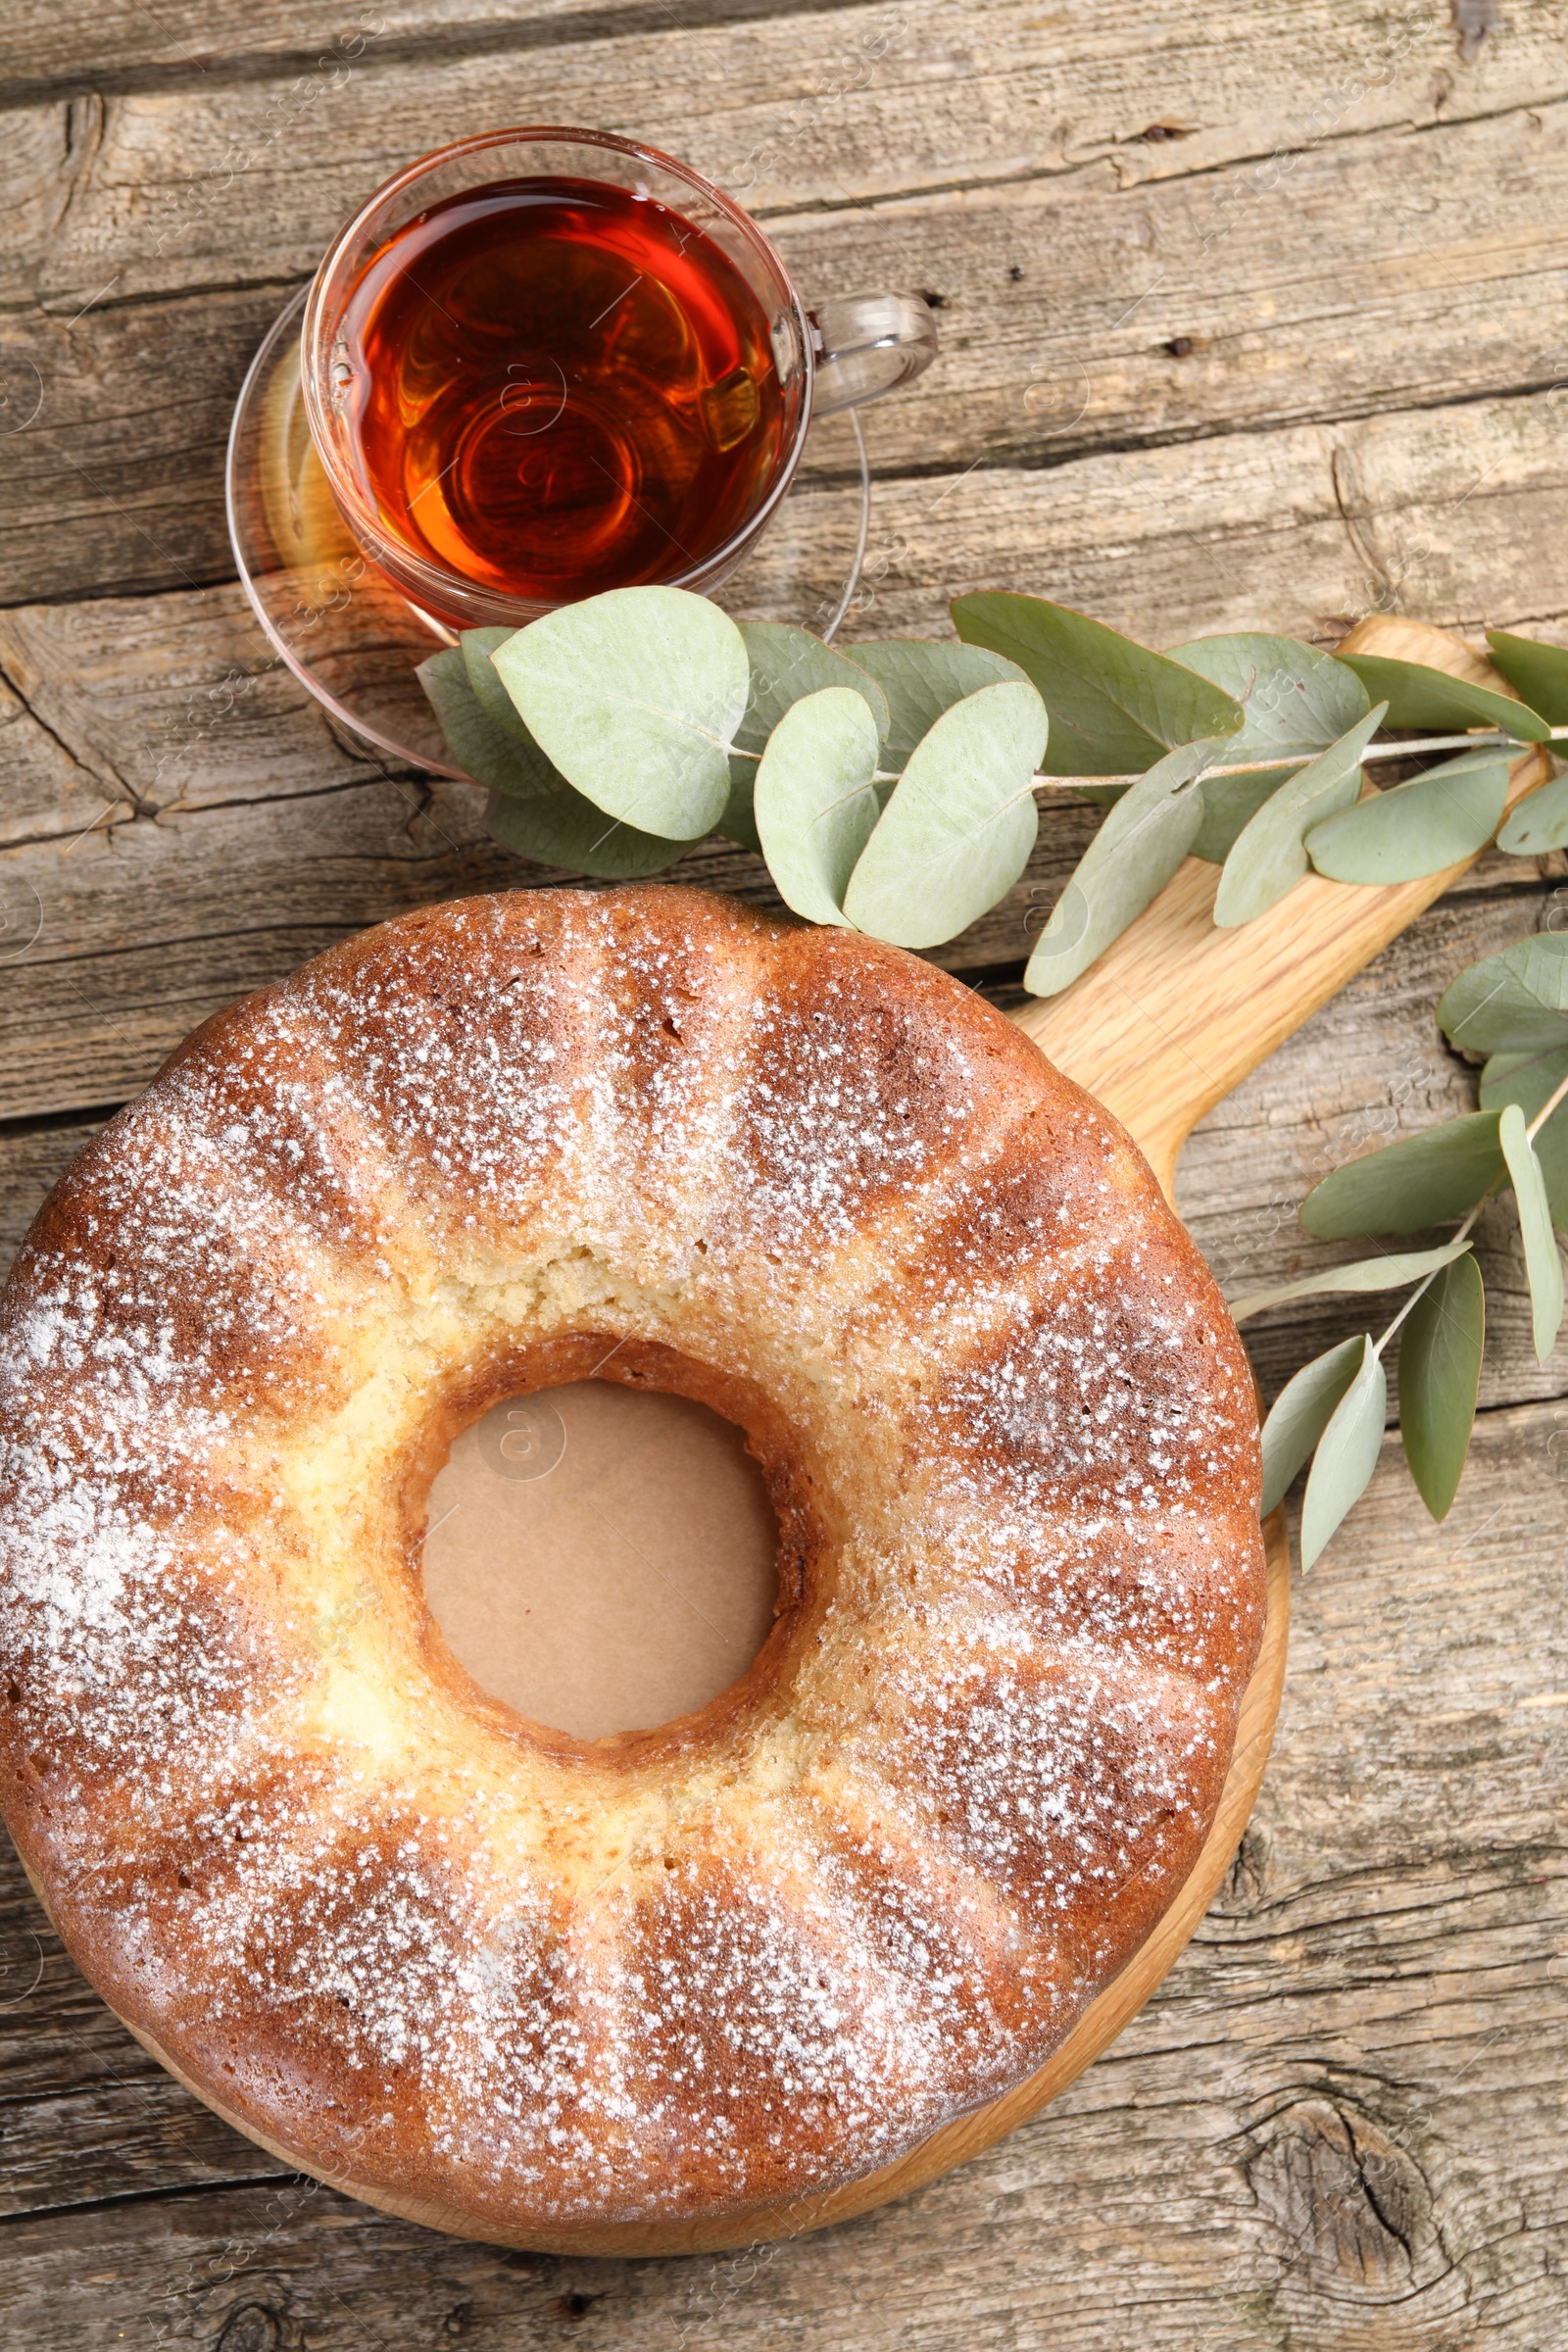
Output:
[[420, 1356, 793, 1744]]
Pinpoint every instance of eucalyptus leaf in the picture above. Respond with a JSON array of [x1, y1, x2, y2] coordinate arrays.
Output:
[[721, 622, 892, 852], [753, 687, 881, 928], [714, 769, 764, 857], [1332, 650, 1550, 743], [1300, 1110, 1504, 1238], [1259, 1334, 1366, 1516], [1437, 933, 1568, 1054], [1497, 770, 1568, 857], [1189, 635, 1372, 865], [1300, 1337, 1388, 1571], [1190, 769, 1298, 864], [1398, 1250, 1484, 1521], [1485, 629, 1568, 724], [1170, 632, 1371, 758], [1304, 748, 1510, 884], [1228, 1239, 1472, 1323], [1181, 635, 1363, 858], [846, 640, 1029, 772], [842, 680, 1047, 949], [461, 625, 533, 745], [951, 592, 1243, 775], [1212, 707, 1386, 928], [487, 787, 688, 880], [420, 642, 688, 877], [416, 647, 565, 802], [1480, 1044, 1568, 1227], [491, 585, 749, 840], [1499, 1102, 1564, 1361], [1023, 738, 1217, 997]]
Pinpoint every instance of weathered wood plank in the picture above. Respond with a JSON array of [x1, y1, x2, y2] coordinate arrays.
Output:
[[0, 0, 873, 105], [9, 393, 1568, 833], [0, 0, 1556, 121], [9, 0, 1567, 309], [7, 85, 1568, 602], [0, 283, 295, 607], [814, 391, 1568, 649], [0, 1396, 1563, 2345]]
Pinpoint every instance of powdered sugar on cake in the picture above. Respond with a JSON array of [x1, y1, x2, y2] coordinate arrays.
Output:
[[0, 886, 1264, 2232]]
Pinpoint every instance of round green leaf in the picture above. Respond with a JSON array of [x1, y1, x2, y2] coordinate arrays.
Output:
[[1485, 629, 1568, 725], [1497, 770, 1568, 857], [1171, 631, 1368, 862], [1024, 738, 1215, 997], [845, 639, 1029, 772], [1213, 708, 1386, 928], [461, 625, 533, 745], [1259, 1334, 1366, 1516], [1170, 632, 1371, 759], [1304, 748, 1509, 884], [1228, 1239, 1472, 1323], [1398, 1250, 1484, 1522], [491, 586, 749, 840], [421, 638, 688, 877], [952, 592, 1244, 776], [720, 622, 892, 852], [487, 788, 687, 880], [1499, 1102, 1564, 1362], [1438, 934, 1568, 1054], [1190, 768, 1298, 864], [1332, 650, 1550, 742], [1300, 1336, 1387, 1570], [416, 647, 563, 801], [843, 681, 1047, 949], [1300, 1110, 1504, 1239], [1481, 1044, 1568, 1227], [754, 687, 882, 928]]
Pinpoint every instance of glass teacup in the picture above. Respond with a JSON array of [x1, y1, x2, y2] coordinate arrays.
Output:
[[297, 125, 938, 630]]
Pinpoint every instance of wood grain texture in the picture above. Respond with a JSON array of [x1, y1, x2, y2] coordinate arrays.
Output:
[[4, 0, 1564, 118], [3, 0, 1568, 2336], [11, 0, 1567, 306], [8, 98, 1568, 604]]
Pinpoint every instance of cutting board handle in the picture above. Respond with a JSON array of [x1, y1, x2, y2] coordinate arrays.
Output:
[[1010, 617, 1552, 1199]]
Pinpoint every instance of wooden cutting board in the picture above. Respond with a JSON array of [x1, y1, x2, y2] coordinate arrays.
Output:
[[54, 619, 1553, 2260]]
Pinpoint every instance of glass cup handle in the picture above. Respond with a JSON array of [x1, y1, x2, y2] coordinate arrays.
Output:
[[808, 292, 939, 416]]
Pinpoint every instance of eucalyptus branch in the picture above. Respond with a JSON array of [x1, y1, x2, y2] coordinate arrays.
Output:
[[426, 584, 1568, 959], [1373, 1190, 1494, 1356], [1032, 721, 1568, 796], [1371, 1069, 1568, 1357]]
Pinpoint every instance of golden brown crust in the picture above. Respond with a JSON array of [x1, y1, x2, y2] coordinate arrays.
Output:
[[0, 883, 1264, 2240]]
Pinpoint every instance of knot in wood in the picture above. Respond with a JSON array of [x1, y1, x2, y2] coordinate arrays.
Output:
[[1244, 2095, 1444, 2297]]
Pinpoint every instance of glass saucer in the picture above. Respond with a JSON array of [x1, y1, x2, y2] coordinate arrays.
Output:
[[224, 288, 870, 775]]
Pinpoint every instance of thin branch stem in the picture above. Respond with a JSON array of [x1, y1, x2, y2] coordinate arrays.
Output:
[[1527, 1064, 1568, 1143], [1353, 1072, 1568, 1361], [1032, 721, 1568, 795], [1373, 1190, 1494, 1355]]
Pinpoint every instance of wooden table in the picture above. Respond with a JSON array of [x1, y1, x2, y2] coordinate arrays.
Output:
[[3, 3, 1567, 2342]]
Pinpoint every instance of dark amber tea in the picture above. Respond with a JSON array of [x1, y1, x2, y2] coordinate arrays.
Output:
[[336, 176, 788, 604]]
